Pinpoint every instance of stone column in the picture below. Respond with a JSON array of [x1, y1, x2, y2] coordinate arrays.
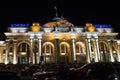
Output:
[[72, 39, 76, 61], [85, 39, 91, 63], [5, 40, 9, 64], [92, 33, 100, 62], [108, 40, 114, 62], [95, 38, 100, 61], [30, 38, 34, 64], [86, 33, 92, 63], [38, 38, 42, 64], [93, 32, 100, 62], [92, 38, 98, 62], [36, 32, 43, 64], [0, 45, 4, 63], [55, 32, 59, 64], [0, 47, 3, 63], [71, 32, 76, 64], [116, 40, 120, 62], [13, 40, 17, 64], [88, 38, 92, 62], [0, 47, 2, 63]]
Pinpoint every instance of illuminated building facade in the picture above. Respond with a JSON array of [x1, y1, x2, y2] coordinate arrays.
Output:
[[0, 17, 120, 65]]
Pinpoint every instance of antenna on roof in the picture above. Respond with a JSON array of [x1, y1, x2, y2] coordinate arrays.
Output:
[[53, 6, 60, 20], [54, 6, 58, 17]]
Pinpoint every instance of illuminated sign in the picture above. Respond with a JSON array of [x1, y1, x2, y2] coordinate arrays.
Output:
[[11, 23, 30, 27], [94, 24, 111, 28]]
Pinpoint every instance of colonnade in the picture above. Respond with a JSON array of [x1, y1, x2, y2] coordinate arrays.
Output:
[[3, 32, 120, 64]]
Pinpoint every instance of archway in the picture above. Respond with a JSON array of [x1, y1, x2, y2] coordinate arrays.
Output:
[[99, 41, 110, 62], [76, 42, 86, 63], [59, 42, 70, 64], [42, 42, 55, 64], [18, 42, 30, 64], [8, 46, 13, 64]]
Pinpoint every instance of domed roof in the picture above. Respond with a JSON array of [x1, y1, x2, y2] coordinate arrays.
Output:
[[43, 21, 57, 28], [43, 17, 74, 28], [56, 17, 74, 27]]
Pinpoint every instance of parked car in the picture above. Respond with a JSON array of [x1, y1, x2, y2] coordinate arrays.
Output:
[[75, 62, 120, 80], [32, 64, 74, 80], [33, 62, 120, 80], [20, 65, 41, 76]]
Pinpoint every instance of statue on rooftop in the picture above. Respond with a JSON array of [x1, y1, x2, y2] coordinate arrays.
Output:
[[85, 23, 96, 32]]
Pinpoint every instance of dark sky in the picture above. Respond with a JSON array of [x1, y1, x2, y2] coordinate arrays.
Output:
[[0, 0, 119, 40]]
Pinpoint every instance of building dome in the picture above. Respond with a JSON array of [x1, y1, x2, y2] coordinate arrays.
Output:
[[43, 22, 57, 28], [43, 17, 74, 28], [56, 18, 74, 27]]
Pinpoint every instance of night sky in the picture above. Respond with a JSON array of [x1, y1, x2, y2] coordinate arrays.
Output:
[[0, 0, 119, 40]]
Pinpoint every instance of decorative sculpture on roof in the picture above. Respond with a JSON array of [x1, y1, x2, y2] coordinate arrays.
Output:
[[85, 23, 96, 32], [43, 6, 74, 28], [31, 22, 41, 32]]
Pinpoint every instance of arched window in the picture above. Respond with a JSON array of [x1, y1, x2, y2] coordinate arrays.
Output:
[[60, 44, 68, 55]]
